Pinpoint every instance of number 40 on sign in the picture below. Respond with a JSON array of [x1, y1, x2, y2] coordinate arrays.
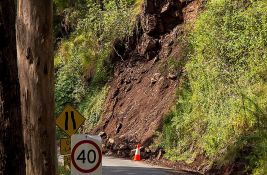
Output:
[[71, 135, 102, 175]]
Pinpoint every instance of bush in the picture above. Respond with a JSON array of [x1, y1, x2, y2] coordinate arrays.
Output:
[[57, 165, 70, 175], [54, 0, 138, 137], [161, 0, 267, 173]]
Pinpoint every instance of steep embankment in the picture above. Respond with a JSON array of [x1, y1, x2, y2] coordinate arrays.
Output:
[[93, 0, 202, 157]]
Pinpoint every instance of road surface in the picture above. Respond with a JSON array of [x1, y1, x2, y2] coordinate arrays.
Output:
[[102, 156, 195, 175]]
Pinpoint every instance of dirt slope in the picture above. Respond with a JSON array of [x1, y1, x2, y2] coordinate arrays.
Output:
[[93, 0, 202, 157]]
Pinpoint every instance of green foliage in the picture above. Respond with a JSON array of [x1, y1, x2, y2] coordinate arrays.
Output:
[[55, 41, 88, 114], [77, 0, 136, 46], [53, 0, 89, 37], [167, 57, 181, 72], [55, 0, 138, 138], [160, 0, 267, 173], [80, 85, 109, 131], [57, 165, 70, 175]]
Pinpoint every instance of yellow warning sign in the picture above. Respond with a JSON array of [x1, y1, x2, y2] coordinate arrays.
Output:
[[56, 105, 85, 136], [60, 138, 71, 155], [64, 155, 71, 167]]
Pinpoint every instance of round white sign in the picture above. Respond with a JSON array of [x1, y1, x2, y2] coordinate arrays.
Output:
[[71, 138, 102, 174]]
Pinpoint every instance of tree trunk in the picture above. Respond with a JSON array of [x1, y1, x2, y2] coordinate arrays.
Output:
[[0, 0, 26, 175], [16, 0, 56, 174]]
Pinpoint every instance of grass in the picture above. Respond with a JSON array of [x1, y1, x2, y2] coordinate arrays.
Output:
[[159, 0, 267, 173]]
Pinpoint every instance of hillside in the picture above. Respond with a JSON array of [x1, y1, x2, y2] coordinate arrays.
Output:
[[92, 0, 201, 159], [54, 0, 267, 174]]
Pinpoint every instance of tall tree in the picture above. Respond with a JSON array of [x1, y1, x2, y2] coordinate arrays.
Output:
[[0, 0, 26, 174], [16, 0, 56, 174]]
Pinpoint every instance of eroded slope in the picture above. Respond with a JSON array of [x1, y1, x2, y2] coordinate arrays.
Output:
[[92, 0, 202, 157]]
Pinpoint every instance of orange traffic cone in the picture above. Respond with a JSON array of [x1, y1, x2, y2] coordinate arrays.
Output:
[[134, 144, 141, 161]]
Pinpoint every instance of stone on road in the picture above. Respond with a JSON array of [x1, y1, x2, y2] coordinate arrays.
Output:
[[102, 156, 195, 175]]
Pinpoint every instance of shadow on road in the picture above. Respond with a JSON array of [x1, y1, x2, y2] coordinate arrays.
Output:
[[103, 166, 197, 175]]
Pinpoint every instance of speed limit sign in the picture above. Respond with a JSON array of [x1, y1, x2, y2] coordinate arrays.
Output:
[[71, 135, 102, 175]]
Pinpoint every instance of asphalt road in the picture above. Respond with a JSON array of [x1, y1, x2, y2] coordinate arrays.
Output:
[[102, 156, 195, 175]]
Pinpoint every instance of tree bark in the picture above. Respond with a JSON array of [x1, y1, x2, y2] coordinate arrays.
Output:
[[16, 0, 56, 174], [0, 0, 26, 175]]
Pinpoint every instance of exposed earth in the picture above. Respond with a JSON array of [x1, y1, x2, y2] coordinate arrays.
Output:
[[89, 0, 203, 168]]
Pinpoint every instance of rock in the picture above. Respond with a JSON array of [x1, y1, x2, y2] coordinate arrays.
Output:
[[149, 146, 158, 153], [168, 72, 178, 80], [141, 14, 158, 34], [116, 123, 123, 134], [119, 134, 126, 139], [161, 2, 171, 14], [108, 138, 115, 145], [168, 40, 174, 46], [145, 147, 151, 153], [117, 150, 122, 156], [119, 144, 128, 150], [138, 34, 159, 55], [151, 78, 157, 84], [106, 151, 113, 156], [156, 149, 163, 160], [160, 79, 169, 90], [125, 85, 132, 92], [102, 144, 108, 153], [152, 56, 159, 64], [141, 152, 151, 159], [125, 78, 131, 84], [151, 73, 161, 84], [117, 150, 128, 158], [112, 88, 119, 99], [141, 68, 148, 74], [146, 50, 158, 60], [106, 138, 115, 149], [137, 77, 142, 84], [98, 131, 107, 138]]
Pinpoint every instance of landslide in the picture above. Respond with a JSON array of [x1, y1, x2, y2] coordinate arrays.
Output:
[[92, 0, 202, 157]]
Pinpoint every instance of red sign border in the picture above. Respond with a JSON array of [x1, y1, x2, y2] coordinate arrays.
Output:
[[71, 140, 102, 173]]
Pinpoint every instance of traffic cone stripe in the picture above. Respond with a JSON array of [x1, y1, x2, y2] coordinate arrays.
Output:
[[134, 144, 141, 161]]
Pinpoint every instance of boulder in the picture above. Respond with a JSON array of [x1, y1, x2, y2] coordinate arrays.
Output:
[[138, 34, 159, 55]]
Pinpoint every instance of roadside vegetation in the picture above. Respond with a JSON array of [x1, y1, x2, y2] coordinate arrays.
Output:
[[54, 0, 139, 135], [160, 0, 267, 173], [57, 166, 70, 175]]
